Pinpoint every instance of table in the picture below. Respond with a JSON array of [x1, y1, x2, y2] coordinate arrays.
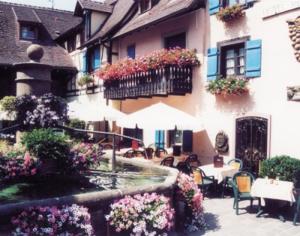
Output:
[[251, 178, 295, 221], [199, 164, 239, 184]]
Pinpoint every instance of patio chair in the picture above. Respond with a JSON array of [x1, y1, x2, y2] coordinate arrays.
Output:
[[232, 171, 261, 215], [144, 147, 154, 159], [123, 149, 145, 158], [195, 167, 215, 198], [155, 147, 168, 158], [222, 158, 243, 198], [185, 154, 201, 170], [160, 156, 174, 167], [176, 161, 192, 175], [293, 191, 300, 225]]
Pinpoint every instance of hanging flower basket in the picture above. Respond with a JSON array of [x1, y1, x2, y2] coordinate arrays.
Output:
[[216, 4, 245, 23], [206, 76, 249, 96]]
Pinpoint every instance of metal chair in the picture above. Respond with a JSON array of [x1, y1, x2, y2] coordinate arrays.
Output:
[[176, 161, 192, 175], [123, 149, 145, 158], [194, 167, 215, 197], [160, 156, 174, 167], [185, 154, 201, 170], [232, 171, 261, 215], [155, 147, 168, 158], [144, 147, 154, 159]]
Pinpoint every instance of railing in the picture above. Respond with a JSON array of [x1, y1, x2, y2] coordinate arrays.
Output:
[[104, 65, 193, 100]]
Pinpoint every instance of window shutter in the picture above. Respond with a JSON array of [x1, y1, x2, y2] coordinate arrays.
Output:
[[245, 39, 262, 78], [182, 130, 193, 152], [127, 45, 136, 59], [207, 47, 219, 81], [209, 0, 220, 15], [94, 48, 100, 70], [155, 130, 165, 148], [82, 51, 87, 73]]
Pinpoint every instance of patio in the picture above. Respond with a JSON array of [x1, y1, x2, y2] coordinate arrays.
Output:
[[172, 197, 300, 236]]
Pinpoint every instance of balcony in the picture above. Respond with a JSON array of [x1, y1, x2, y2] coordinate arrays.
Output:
[[103, 65, 193, 100]]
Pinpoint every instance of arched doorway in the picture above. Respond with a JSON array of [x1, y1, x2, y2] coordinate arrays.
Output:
[[235, 116, 268, 175]]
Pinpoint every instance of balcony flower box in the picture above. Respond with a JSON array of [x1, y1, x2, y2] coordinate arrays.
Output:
[[216, 4, 245, 23], [206, 76, 249, 96]]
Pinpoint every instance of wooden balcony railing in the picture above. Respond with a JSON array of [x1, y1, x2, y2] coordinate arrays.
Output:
[[103, 65, 193, 100]]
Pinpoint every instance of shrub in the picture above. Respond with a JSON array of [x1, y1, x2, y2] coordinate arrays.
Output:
[[0, 96, 16, 115], [206, 76, 248, 95], [106, 193, 175, 236], [21, 129, 70, 169], [216, 4, 245, 23], [78, 74, 94, 87], [259, 155, 300, 182], [11, 204, 94, 236], [66, 119, 88, 140]]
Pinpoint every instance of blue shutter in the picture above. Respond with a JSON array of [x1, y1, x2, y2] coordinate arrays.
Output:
[[155, 130, 164, 148], [182, 130, 193, 152], [127, 45, 136, 59], [93, 48, 100, 70], [207, 48, 219, 81], [209, 0, 220, 15], [245, 39, 262, 78], [82, 51, 87, 73]]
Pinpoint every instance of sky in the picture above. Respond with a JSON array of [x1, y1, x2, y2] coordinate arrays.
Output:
[[5, 0, 79, 11]]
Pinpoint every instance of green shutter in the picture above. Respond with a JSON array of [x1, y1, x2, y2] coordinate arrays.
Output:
[[245, 39, 262, 78], [207, 47, 219, 81], [209, 0, 220, 15]]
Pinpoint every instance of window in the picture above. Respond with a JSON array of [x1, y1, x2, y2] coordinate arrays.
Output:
[[168, 130, 193, 152], [209, 0, 255, 15], [207, 38, 262, 80], [127, 44, 136, 59], [87, 46, 100, 72], [20, 25, 37, 40], [164, 32, 186, 49], [123, 128, 143, 147], [85, 12, 91, 40], [67, 37, 76, 53], [140, 0, 151, 13], [220, 43, 245, 77]]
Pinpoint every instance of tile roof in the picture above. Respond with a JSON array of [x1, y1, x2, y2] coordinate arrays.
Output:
[[12, 6, 41, 23], [288, 16, 300, 63], [0, 1, 81, 69], [113, 0, 204, 38], [84, 0, 135, 45], [76, 0, 113, 14]]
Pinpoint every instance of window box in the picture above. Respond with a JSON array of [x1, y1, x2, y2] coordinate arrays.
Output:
[[78, 74, 94, 87], [206, 76, 249, 96], [216, 4, 245, 23]]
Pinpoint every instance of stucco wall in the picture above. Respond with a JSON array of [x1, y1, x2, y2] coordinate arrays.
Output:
[[112, 1, 300, 164]]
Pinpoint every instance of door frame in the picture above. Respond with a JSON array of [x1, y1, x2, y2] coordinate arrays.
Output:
[[234, 113, 271, 160]]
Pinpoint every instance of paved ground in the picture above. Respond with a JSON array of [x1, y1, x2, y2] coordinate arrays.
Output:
[[172, 197, 300, 236]]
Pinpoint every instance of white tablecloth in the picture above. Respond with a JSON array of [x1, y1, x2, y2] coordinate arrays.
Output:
[[251, 178, 295, 203], [200, 164, 238, 184]]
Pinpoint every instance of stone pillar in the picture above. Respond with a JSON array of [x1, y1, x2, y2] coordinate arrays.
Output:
[[14, 44, 52, 96]]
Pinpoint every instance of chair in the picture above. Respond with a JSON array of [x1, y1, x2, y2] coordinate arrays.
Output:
[[232, 171, 261, 215], [194, 168, 215, 197], [185, 154, 201, 170], [155, 147, 168, 158], [293, 191, 300, 225], [123, 149, 145, 158], [222, 158, 243, 198], [176, 161, 192, 175], [160, 156, 174, 167], [144, 147, 154, 159]]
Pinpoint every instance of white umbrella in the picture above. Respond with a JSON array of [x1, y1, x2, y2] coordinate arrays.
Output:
[[68, 101, 125, 122], [116, 102, 204, 132]]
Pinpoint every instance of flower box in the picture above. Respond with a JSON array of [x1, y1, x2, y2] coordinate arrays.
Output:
[[216, 4, 245, 23]]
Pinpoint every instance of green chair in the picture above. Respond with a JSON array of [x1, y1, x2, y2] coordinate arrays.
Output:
[[222, 158, 243, 198], [194, 168, 215, 197], [232, 171, 261, 215], [294, 191, 300, 225]]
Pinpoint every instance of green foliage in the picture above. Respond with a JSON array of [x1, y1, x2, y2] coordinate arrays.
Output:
[[67, 119, 86, 129], [259, 155, 300, 182], [216, 4, 245, 23], [0, 96, 16, 114], [206, 76, 248, 95], [78, 74, 94, 87], [21, 129, 70, 163]]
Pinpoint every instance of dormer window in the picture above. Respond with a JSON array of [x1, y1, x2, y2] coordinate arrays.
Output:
[[140, 0, 151, 13], [20, 24, 37, 40]]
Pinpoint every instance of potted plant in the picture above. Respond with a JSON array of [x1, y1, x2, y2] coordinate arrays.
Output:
[[78, 74, 94, 87], [206, 76, 249, 96], [216, 4, 245, 23]]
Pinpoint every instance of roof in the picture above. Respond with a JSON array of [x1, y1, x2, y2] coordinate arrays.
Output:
[[83, 0, 136, 45], [113, 0, 204, 38], [74, 0, 113, 16], [0, 1, 81, 69]]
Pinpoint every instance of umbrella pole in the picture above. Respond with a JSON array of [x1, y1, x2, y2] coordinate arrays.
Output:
[[112, 134, 116, 173]]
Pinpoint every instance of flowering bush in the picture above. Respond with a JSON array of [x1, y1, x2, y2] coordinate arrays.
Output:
[[206, 76, 248, 96], [0, 151, 37, 181], [176, 172, 205, 232], [98, 48, 200, 81], [70, 143, 102, 171], [15, 93, 68, 129], [216, 4, 245, 23], [11, 204, 94, 236], [106, 193, 175, 236]]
